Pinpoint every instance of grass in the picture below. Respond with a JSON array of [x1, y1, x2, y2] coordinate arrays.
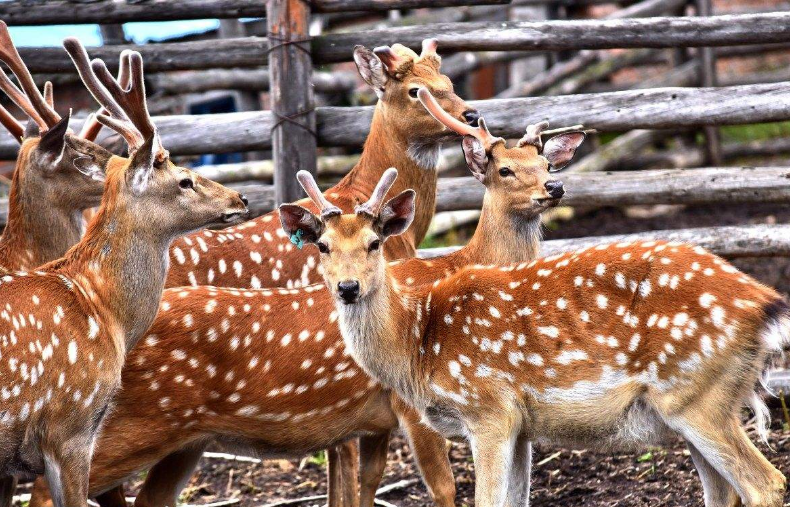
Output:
[[719, 121, 790, 144]]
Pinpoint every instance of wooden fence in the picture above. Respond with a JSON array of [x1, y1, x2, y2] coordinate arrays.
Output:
[[1, 0, 790, 262]]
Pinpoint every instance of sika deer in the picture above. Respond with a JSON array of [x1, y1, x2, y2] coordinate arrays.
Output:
[[293, 169, 789, 507], [0, 21, 124, 271], [26, 97, 585, 507], [0, 39, 247, 507]]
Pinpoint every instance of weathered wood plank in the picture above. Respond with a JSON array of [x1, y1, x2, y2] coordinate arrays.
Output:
[[267, 0, 317, 204], [435, 167, 790, 212], [14, 13, 790, 73], [0, 0, 509, 25], [1, 82, 788, 157], [419, 224, 790, 259], [149, 69, 356, 95]]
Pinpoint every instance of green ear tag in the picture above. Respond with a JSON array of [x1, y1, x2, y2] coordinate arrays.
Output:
[[290, 229, 304, 250]]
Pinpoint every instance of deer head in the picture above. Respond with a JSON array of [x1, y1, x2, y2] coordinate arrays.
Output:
[[0, 21, 113, 212], [417, 89, 586, 217], [280, 169, 413, 305], [353, 39, 479, 167], [63, 38, 249, 238]]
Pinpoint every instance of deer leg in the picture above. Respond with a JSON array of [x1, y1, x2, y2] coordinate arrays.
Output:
[[0, 477, 17, 507], [398, 413, 456, 507], [327, 446, 343, 507], [359, 433, 390, 507], [94, 486, 127, 507], [28, 476, 54, 507], [685, 442, 741, 507], [338, 440, 360, 507], [43, 439, 92, 507], [505, 436, 532, 507], [673, 415, 784, 507], [469, 421, 518, 507], [133, 444, 207, 507]]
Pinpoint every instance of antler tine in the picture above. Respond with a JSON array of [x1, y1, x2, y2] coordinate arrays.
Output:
[[373, 46, 407, 74], [518, 120, 550, 150], [0, 102, 23, 143], [0, 21, 60, 128], [356, 167, 398, 217], [420, 38, 438, 58], [296, 170, 342, 218], [80, 50, 133, 141], [417, 88, 501, 150], [0, 67, 46, 130], [63, 37, 131, 126], [43, 82, 53, 108]]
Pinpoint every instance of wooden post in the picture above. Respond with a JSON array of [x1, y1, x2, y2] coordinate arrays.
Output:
[[99, 25, 127, 45], [267, 0, 317, 204], [696, 0, 722, 165]]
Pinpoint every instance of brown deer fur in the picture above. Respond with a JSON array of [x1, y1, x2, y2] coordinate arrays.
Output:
[[27, 112, 585, 507], [296, 170, 789, 507]]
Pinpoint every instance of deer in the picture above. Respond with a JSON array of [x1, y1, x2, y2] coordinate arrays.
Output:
[[25, 92, 586, 507], [0, 38, 248, 507], [0, 21, 125, 272], [283, 168, 790, 507]]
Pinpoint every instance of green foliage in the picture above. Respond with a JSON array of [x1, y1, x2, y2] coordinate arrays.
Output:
[[719, 121, 790, 143], [308, 450, 327, 467]]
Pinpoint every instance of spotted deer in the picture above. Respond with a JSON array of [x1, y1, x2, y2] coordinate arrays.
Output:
[[0, 21, 126, 272], [25, 93, 586, 507], [286, 168, 790, 507], [0, 39, 248, 507]]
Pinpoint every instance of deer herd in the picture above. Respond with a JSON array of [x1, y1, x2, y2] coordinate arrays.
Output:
[[0, 22, 785, 507]]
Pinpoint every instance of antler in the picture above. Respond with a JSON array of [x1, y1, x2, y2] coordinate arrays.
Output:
[[0, 103, 23, 143], [420, 38, 438, 58], [373, 46, 409, 75], [64, 38, 164, 160], [518, 121, 589, 151], [0, 21, 60, 133], [296, 170, 342, 219], [355, 167, 398, 218], [78, 51, 133, 142], [417, 88, 502, 150]]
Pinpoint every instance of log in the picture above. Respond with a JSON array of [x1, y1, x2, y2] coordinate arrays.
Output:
[[0, 0, 509, 25], [193, 155, 360, 183], [419, 223, 790, 259], [149, 69, 357, 95], [15, 13, 790, 73], [434, 166, 790, 212], [1, 82, 789, 158], [268, 0, 316, 204]]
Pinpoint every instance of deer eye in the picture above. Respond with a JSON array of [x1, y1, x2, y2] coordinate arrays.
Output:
[[317, 242, 330, 254], [368, 239, 381, 253], [499, 167, 514, 177], [179, 178, 194, 190], [408, 88, 419, 98]]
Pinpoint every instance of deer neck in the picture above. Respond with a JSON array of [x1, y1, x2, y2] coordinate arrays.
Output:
[[51, 198, 172, 353], [460, 192, 542, 266], [0, 148, 85, 270], [338, 104, 439, 246], [336, 268, 430, 407]]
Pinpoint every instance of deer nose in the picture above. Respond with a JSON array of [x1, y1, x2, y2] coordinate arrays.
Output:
[[545, 180, 565, 199], [463, 110, 480, 127], [337, 280, 360, 304], [239, 193, 249, 207]]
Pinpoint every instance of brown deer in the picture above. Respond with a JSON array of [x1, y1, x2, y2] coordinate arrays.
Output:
[[26, 94, 585, 507], [288, 168, 789, 507], [0, 21, 125, 272], [0, 39, 248, 507]]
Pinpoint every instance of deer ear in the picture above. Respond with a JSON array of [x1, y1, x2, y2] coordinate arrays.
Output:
[[126, 136, 155, 194], [37, 113, 70, 162], [278, 204, 324, 245], [353, 45, 388, 98], [376, 189, 415, 239], [543, 132, 586, 171], [462, 136, 488, 183]]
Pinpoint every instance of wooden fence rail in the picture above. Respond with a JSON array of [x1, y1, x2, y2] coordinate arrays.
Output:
[[0, 0, 510, 25], [420, 224, 790, 259], [14, 12, 790, 73], [1, 81, 781, 158]]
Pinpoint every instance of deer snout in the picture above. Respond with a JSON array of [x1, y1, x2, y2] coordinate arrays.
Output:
[[222, 193, 250, 223], [337, 280, 360, 304], [544, 180, 565, 199], [463, 109, 480, 127], [239, 193, 249, 207]]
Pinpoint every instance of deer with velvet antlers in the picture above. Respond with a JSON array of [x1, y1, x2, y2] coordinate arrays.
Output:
[[283, 168, 789, 507], [0, 38, 247, 507], [0, 21, 123, 272], [25, 93, 586, 507]]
